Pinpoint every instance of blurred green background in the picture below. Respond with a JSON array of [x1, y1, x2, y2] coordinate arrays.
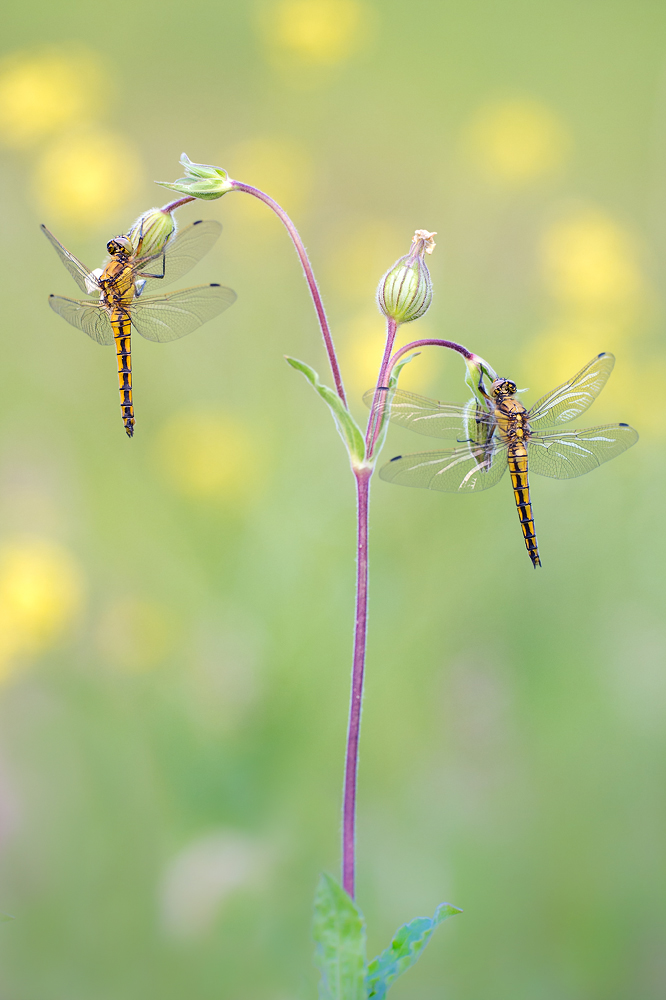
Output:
[[0, 1, 664, 998]]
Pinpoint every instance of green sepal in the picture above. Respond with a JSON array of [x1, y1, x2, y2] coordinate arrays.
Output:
[[313, 873, 367, 1000], [286, 357, 367, 468], [155, 152, 234, 201], [366, 902, 462, 1000]]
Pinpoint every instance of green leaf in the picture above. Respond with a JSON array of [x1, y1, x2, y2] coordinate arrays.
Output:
[[366, 902, 461, 999], [286, 357, 367, 468], [313, 873, 367, 1000]]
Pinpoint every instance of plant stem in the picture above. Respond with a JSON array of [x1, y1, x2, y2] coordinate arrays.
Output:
[[365, 318, 399, 459], [388, 338, 475, 373], [160, 196, 197, 214], [230, 181, 347, 406], [343, 466, 372, 898]]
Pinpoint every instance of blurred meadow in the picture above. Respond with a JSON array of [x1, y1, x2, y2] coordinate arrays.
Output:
[[0, 1, 665, 998]]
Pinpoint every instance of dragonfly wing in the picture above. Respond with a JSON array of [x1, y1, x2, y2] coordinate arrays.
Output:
[[138, 221, 223, 290], [527, 423, 638, 478], [528, 352, 615, 429], [362, 388, 495, 441], [130, 284, 237, 343], [379, 441, 509, 492], [48, 295, 114, 345], [41, 225, 99, 295]]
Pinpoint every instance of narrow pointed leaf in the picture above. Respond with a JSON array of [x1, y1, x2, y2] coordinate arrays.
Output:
[[366, 902, 461, 999], [313, 873, 367, 1000], [286, 357, 366, 467]]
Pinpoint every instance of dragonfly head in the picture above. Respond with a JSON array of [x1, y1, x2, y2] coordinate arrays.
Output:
[[490, 378, 517, 398], [106, 235, 133, 259]]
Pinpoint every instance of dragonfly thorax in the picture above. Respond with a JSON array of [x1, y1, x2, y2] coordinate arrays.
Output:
[[490, 377, 517, 399], [106, 236, 133, 259]]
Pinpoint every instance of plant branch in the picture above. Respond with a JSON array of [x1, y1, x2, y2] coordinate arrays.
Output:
[[230, 181, 347, 406]]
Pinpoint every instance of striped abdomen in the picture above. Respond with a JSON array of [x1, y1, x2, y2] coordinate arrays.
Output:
[[508, 442, 541, 567], [111, 313, 134, 437]]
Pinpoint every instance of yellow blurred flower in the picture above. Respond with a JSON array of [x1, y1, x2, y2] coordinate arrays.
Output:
[[463, 98, 570, 184], [340, 310, 439, 397], [263, 0, 367, 65], [227, 136, 314, 215], [0, 46, 103, 148], [326, 220, 405, 305], [0, 537, 84, 682], [32, 127, 143, 227], [97, 598, 175, 672], [524, 315, 629, 388], [540, 208, 645, 309], [155, 411, 263, 503]]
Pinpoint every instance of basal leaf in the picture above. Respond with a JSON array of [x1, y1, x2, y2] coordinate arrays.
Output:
[[366, 902, 461, 1000], [286, 357, 367, 468], [313, 873, 367, 1000]]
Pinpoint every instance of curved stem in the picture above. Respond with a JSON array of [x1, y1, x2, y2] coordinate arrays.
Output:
[[160, 196, 197, 214], [388, 338, 475, 374], [230, 181, 347, 406], [343, 466, 372, 898]]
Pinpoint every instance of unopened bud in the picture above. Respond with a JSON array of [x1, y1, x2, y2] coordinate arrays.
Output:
[[128, 207, 175, 257], [377, 230, 436, 324], [155, 152, 234, 201]]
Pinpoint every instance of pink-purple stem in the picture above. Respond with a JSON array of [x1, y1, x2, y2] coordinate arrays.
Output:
[[342, 466, 371, 898], [161, 188, 476, 901]]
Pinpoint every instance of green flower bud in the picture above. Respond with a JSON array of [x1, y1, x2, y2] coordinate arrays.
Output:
[[128, 206, 175, 257], [377, 230, 436, 324], [155, 152, 234, 201]]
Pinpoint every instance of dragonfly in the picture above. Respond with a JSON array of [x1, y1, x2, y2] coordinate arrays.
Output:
[[42, 219, 236, 437], [366, 353, 638, 567]]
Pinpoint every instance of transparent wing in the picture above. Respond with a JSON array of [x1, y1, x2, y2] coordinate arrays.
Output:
[[362, 387, 496, 441], [137, 220, 223, 290], [41, 225, 100, 295], [48, 295, 114, 345], [130, 284, 237, 343], [379, 440, 509, 493], [527, 423, 638, 479], [528, 353, 615, 429]]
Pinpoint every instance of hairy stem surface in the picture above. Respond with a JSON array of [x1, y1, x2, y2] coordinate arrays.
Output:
[[343, 467, 371, 898]]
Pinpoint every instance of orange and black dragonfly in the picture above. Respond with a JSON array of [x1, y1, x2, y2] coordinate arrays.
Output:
[[42, 219, 236, 436], [367, 353, 638, 566]]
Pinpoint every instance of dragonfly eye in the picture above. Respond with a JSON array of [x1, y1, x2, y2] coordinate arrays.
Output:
[[490, 378, 518, 397], [107, 236, 132, 256]]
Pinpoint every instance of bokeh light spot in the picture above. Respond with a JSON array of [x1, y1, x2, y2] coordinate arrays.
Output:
[[0, 537, 83, 681], [226, 136, 314, 215], [96, 598, 175, 672], [263, 0, 367, 65], [0, 46, 104, 148], [540, 208, 645, 308], [463, 98, 570, 184], [155, 411, 262, 503], [32, 128, 143, 227], [340, 311, 438, 397], [326, 220, 405, 304], [160, 832, 268, 940]]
